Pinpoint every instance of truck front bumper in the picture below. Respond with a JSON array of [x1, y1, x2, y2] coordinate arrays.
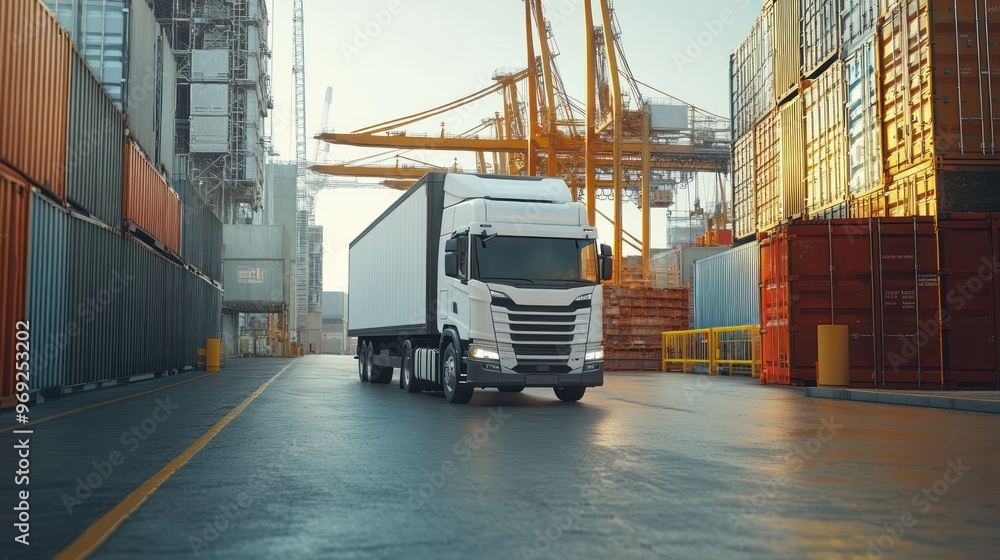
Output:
[[463, 360, 604, 388]]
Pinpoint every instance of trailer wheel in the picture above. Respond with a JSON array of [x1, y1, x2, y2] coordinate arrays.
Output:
[[442, 344, 473, 404], [360, 341, 372, 383], [554, 386, 586, 402], [402, 341, 423, 393], [498, 386, 524, 393]]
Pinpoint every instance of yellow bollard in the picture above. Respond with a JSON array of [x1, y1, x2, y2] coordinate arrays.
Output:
[[817, 325, 849, 387], [207, 338, 221, 373]]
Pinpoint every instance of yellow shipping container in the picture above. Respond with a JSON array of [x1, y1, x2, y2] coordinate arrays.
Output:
[[804, 61, 848, 215]]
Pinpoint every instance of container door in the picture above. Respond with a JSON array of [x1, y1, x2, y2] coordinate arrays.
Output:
[[760, 235, 790, 385], [831, 220, 878, 387]]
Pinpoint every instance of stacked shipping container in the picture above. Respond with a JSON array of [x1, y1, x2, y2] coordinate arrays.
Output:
[[604, 285, 688, 371], [0, 0, 222, 404]]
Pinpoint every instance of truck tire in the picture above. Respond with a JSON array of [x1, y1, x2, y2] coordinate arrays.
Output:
[[359, 342, 370, 382], [442, 344, 473, 404], [401, 341, 423, 393], [498, 386, 524, 393], [554, 386, 586, 402]]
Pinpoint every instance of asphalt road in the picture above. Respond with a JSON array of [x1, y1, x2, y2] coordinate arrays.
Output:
[[1, 355, 998, 559]]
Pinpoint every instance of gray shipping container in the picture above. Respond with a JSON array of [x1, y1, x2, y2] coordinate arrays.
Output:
[[694, 241, 761, 329], [182, 188, 223, 281], [801, 0, 843, 78], [126, 0, 173, 173], [160, 40, 177, 179], [222, 225, 291, 306], [43, 0, 127, 107], [730, 3, 774, 140], [67, 48, 125, 228], [27, 190, 68, 392]]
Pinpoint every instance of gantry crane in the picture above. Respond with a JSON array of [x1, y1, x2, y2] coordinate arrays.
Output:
[[312, 0, 730, 284]]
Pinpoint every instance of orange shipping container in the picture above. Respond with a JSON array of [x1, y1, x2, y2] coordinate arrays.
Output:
[[0, 0, 71, 201], [880, 0, 1000, 174], [0, 164, 31, 402], [804, 61, 848, 216], [123, 140, 181, 254]]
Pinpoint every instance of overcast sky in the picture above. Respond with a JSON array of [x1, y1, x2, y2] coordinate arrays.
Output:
[[265, 0, 760, 291]]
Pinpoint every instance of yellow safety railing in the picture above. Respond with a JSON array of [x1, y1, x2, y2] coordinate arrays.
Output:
[[662, 326, 761, 377]]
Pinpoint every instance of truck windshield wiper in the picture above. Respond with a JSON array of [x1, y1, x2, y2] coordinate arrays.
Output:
[[479, 233, 499, 248], [482, 277, 535, 285]]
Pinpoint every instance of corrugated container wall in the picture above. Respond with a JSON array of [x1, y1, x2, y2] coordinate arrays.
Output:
[[182, 189, 223, 281], [126, 0, 173, 175], [0, 0, 70, 201], [43, 0, 127, 106], [0, 165, 31, 402], [732, 134, 756, 240], [772, 0, 801, 102], [694, 241, 761, 329], [880, 0, 1000, 174], [123, 139, 182, 254], [779, 97, 807, 221], [159, 37, 177, 179], [845, 36, 882, 201], [731, 3, 774, 140], [804, 61, 848, 216], [754, 109, 781, 232], [801, 0, 842, 77], [27, 191, 68, 392], [67, 49, 126, 227], [66, 214, 221, 388], [843, 0, 879, 52]]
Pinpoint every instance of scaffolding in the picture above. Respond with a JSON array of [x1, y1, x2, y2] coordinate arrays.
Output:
[[155, 0, 272, 224]]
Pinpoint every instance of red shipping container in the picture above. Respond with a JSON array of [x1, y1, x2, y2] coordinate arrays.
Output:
[[0, 163, 31, 403], [123, 140, 181, 254], [762, 218, 939, 388]]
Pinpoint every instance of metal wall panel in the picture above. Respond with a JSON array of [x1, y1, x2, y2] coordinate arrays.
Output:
[[222, 260, 285, 304], [191, 84, 229, 116], [348, 183, 429, 332], [223, 224, 286, 260], [801, 0, 842, 77], [190, 117, 229, 153], [27, 190, 68, 391], [804, 61, 848, 215], [843, 0, 879, 53], [182, 188, 223, 281], [772, 0, 801, 102], [67, 49, 125, 227], [780, 97, 806, 220], [0, 164, 31, 400], [43, 0, 127, 106], [845, 36, 882, 197], [694, 241, 760, 329], [0, 0, 71, 201], [733, 134, 756, 240], [192, 50, 229, 82]]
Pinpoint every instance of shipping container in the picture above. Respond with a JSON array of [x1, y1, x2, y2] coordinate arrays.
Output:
[[804, 61, 848, 215], [126, 0, 174, 173], [850, 187, 888, 218], [160, 41, 177, 180], [65, 212, 221, 389], [754, 109, 781, 231], [733, 134, 756, 241], [123, 139, 182, 254], [801, 0, 842, 78], [223, 225, 291, 305], [780, 96, 807, 221], [67, 48, 126, 227], [758, 217, 999, 389], [27, 190, 68, 392], [845, 35, 882, 198], [772, 0, 801, 102], [694, 241, 761, 329], [182, 189, 223, 281], [0, 164, 31, 402], [43, 0, 128, 106], [880, 0, 1000, 174], [843, 0, 879, 53], [730, 2, 774, 140], [0, 0, 71, 201]]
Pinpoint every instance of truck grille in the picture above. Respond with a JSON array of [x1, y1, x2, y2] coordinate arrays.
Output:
[[491, 298, 591, 371]]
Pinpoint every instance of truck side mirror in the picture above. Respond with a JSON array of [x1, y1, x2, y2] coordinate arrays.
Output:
[[600, 258, 613, 281], [445, 238, 459, 253], [445, 253, 460, 277], [600, 244, 612, 257]]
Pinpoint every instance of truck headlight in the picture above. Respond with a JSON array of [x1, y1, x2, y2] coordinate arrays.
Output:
[[490, 290, 511, 300], [575, 293, 593, 301], [470, 345, 500, 361], [585, 348, 604, 361]]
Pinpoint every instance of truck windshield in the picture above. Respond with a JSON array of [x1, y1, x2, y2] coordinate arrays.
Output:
[[473, 236, 599, 285]]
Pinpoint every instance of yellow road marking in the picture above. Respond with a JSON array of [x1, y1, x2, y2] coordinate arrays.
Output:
[[1, 371, 220, 433], [54, 359, 296, 560]]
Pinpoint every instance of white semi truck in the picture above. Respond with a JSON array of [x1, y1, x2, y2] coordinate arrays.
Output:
[[348, 172, 612, 404]]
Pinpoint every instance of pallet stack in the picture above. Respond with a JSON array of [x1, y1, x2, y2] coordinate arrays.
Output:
[[603, 285, 688, 372]]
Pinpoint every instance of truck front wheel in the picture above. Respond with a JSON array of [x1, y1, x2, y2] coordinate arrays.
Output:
[[442, 344, 473, 404], [554, 386, 586, 402], [359, 342, 369, 382]]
